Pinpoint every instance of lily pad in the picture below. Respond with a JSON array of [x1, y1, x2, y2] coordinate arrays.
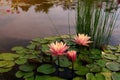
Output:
[[16, 71, 24, 78], [106, 62, 120, 71], [19, 64, 35, 72], [35, 75, 63, 80], [86, 64, 102, 73], [0, 67, 12, 73], [5, 61, 15, 68], [102, 53, 117, 60], [73, 77, 85, 80], [96, 59, 108, 67], [101, 71, 112, 80], [37, 64, 56, 74], [0, 53, 19, 60], [0, 61, 8, 67], [86, 73, 105, 80], [112, 72, 120, 80], [75, 66, 89, 75], [15, 58, 27, 65], [55, 56, 72, 67], [116, 56, 120, 63]]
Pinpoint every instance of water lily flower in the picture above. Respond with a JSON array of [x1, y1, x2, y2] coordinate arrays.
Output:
[[67, 50, 76, 62], [74, 34, 92, 46], [49, 41, 69, 56]]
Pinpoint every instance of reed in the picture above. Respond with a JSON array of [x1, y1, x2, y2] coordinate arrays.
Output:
[[76, 0, 119, 48]]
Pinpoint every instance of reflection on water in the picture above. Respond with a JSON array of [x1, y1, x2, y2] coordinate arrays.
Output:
[[0, 0, 120, 52], [0, 0, 76, 51]]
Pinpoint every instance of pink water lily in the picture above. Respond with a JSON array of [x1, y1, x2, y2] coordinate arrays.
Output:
[[74, 34, 92, 46], [49, 41, 69, 56], [67, 50, 76, 62]]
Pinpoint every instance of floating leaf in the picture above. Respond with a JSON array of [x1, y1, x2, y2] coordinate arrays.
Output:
[[5, 61, 15, 68], [25, 76, 34, 80], [15, 58, 27, 65], [106, 62, 120, 71], [35, 75, 63, 80], [75, 66, 89, 75], [15, 71, 24, 78], [0, 53, 19, 60], [102, 53, 117, 60], [87, 64, 102, 73], [0, 68, 12, 73], [101, 71, 112, 80], [95, 73, 105, 80], [90, 65, 101, 73], [19, 64, 35, 72], [106, 45, 118, 51], [55, 56, 71, 67], [116, 45, 120, 52], [41, 45, 49, 53], [90, 49, 101, 59], [23, 72, 34, 78], [96, 59, 108, 67], [86, 73, 105, 80], [37, 64, 56, 74], [0, 61, 8, 67], [73, 77, 85, 80], [26, 44, 36, 49], [86, 73, 96, 80], [116, 56, 120, 63], [112, 72, 120, 80]]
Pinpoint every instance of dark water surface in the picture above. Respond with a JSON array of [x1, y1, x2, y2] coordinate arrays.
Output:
[[0, 0, 120, 52]]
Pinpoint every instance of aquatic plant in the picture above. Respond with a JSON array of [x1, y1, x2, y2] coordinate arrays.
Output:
[[0, 35, 120, 80], [76, 0, 119, 48]]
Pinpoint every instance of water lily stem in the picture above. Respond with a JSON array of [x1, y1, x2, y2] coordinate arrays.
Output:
[[57, 56, 60, 76], [72, 62, 74, 78]]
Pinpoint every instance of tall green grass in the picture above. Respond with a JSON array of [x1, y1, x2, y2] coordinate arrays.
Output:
[[76, 0, 119, 48]]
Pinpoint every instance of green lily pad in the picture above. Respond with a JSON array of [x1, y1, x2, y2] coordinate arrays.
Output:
[[106, 62, 120, 71], [112, 72, 120, 80], [16, 71, 34, 79], [0, 61, 8, 67], [37, 64, 56, 74], [15, 58, 27, 65], [87, 64, 102, 73], [102, 53, 117, 60], [116, 45, 120, 52], [35, 75, 63, 80], [15, 71, 24, 78], [73, 77, 85, 80], [86, 73, 105, 80], [0, 53, 19, 60], [90, 65, 102, 73], [86, 73, 96, 80], [41, 45, 49, 53], [0, 67, 12, 73], [55, 56, 72, 67], [96, 59, 108, 67], [75, 66, 89, 75], [5, 61, 15, 68], [106, 45, 118, 51], [23, 72, 34, 78], [101, 71, 112, 80], [19, 64, 35, 72], [25, 76, 34, 80], [116, 56, 120, 63]]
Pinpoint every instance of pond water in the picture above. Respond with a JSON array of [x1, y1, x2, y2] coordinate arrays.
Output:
[[0, 0, 120, 52]]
